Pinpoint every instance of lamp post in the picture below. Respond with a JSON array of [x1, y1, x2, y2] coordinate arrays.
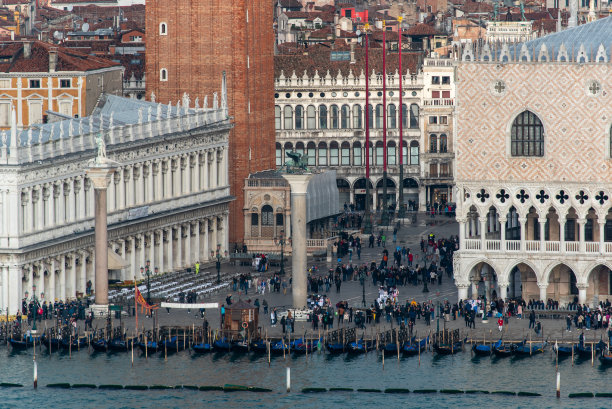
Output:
[[274, 229, 288, 275], [211, 244, 226, 284], [362, 23, 372, 234], [31, 285, 39, 332], [422, 253, 430, 293], [359, 270, 366, 307]]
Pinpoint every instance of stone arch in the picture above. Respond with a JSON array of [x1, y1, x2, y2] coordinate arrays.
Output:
[[541, 260, 578, 288], [503, 260, 540, 300], [584, 263, 612, 303], [464, 259, 499, 300]]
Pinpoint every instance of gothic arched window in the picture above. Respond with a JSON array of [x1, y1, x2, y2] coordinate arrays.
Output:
[[511, 110, 544, 157], [261, 205, 274, 226]]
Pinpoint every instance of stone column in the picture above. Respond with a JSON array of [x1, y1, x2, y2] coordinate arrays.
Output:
[[194, 221, 200, 262], [210, 149, 217, 189], [108, 174, 115, 212], [153, 161, 161, 201], [202, 219, 209, 261], [498, 217, 507, 252], [2, 266, 8, 314], [202, 153, 209, 190], [479, 216, 487, 249], [36, 262, 45, 300], [59, 255, 66, 301], [43, 185, 52, 228], [184, 224, 191, 268], [457, 217, 466, 248], [64, 181, 73, 222], [129, 236, 136, 279], [538, 283, 548, 302], [166, 228, 173, 272], [138, 234, 146, 277], [282, 173, 313, 309], [148, 232, 155, 272], [577, 283, 588, 305], [185, 155, 192, 194], [559, 217, 566, 253], [8, 264, 21, 315], [171, 158, 179, 197], [498, 281, 509, 300], [177, 225, 183, 269], [538, 217, 546, 252], [70, 254, 77, 300], [194, 154, 201, 191], [86, 162, 117, 307], [599, 220, 605, 254], [577, 218, 586, 252], [49, 258, 56, 303], [457, 283, 469, 302], [79, 250, 87, 294], [518, 216, 527, 252]]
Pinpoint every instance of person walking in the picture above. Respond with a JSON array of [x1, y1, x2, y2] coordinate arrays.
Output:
[[529, 310, 536, 329], [497, 316, 504, 332], [566, 314, 572, 332]]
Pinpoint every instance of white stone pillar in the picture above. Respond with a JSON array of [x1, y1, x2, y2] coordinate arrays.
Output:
[[458, 218, 466, 247], [148, 232, 155, 272], [138, 233, 146, 278], [210, 217, 217, 254], [79, 250, 87, 295], [577, 283, 588, 305], [578, 218, 586, 253], [155, 230, 162, 271], [44, 185, 53, 228], [538, 283, 548, 302], [2, 266, 8, 314], [498, 281, 509, 300], [194, 221, 200, 262], [177, 225, 183, 269], [108, 174, 115, 212], [147, 161, 154, 203], [24, 188, 32, 232], [37, 262, 45, 300], [518, 216, 527, 252], [153, 161, 161, 201], [8, 264, 22, 316], [34, 187, 42, 230], [202, 219, 209, 261], [60, 254, 66, 301], [282, 173, 313, 309], [559, 217, 566, 253], [130, 236, 137, 279], [164, 160, 172, 199], [166, 228, 173, 272], [49, 258, 56, 303], [120, 168, 127, 209], [184, 223, 191, 268], [457, 284, 469, 302], [70, 254, 77, 300], [479, 216, 487, 249], [194, 154, 201, 191], [471, 279, 479, 298], [172, 158, 180, 197], [539, 217, 546, 252], [599, 221, 605, 254], [186, 155, 193, 194], [498, 217, 507, 252], [65, 180, 74, 222], [203, 153, 209, 190], [78, 177, 86, 219], [211, 149, 218, 189]]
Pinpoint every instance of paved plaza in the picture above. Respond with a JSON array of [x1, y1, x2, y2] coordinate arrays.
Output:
[[77, 212, 610, 346]]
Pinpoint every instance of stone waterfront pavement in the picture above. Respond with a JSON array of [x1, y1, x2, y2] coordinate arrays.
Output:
[[79, 213, 608, 346]]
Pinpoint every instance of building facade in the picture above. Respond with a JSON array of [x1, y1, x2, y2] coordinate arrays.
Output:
[[145, 0, 276, 247], [0, 89, 232, 315], [453, 18, 612, 307], [0, 41, 123, 130], [274, 44, 455, 211]]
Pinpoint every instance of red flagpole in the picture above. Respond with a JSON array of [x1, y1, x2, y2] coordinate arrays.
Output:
[[398, 16, 405, 216], [382, 22, 387, 172], [365, 27, 370, 181]]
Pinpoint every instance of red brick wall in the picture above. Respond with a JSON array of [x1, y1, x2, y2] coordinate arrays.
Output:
[[146, 0, 276, 246]]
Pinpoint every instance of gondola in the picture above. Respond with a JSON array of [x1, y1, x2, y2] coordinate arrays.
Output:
[[472, 343, 492, 356], [8, 338, 30, 350], [162, 336, 187, 352], [192, 343, 213, 353], [576, 341, 605, 359], [212, 337, 233, 352], [231, 340, 251, 353], [325, 342, 345, 354], [492, 339, 519, 357], [107, 338, 133, 352], [347, 339, 374, 354], [136, 340, 159, 354], [290, 338, 318, 354], [249, 339, 268, 353], [513, 340, 547, 355], [382, 342, 400, 353], [270, 340, 289, 354], [599, 351, 612, 365], [91, 339, 108, 352], [59, 336, 88, 351], [43, 337, 62, 351], [402, 337, 428, 356], [434, 338, 465, 355], [552, 343, 575, 356]]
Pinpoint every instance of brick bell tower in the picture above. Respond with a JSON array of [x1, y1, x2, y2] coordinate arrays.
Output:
[[146, 0, 276, 248]]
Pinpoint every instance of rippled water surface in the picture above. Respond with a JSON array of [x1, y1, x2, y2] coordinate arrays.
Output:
[[0, 346, 610, 408]]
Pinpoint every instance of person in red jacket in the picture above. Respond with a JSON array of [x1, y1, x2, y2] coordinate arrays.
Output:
[[497, 316, 504, 332]]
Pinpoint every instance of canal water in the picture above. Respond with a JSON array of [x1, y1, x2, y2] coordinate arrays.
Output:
[[0, 347, 610, 408]]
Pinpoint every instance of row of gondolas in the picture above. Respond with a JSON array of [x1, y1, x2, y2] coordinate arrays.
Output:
[[6, 333, 612, 364]]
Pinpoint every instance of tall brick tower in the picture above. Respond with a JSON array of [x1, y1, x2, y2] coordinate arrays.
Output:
[[146, 0, 275, 247]]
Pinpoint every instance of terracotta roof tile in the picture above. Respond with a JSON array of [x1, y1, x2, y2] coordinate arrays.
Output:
[[406, 23, 439, 36]]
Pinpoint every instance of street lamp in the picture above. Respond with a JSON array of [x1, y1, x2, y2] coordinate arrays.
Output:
[[211, 244, 226, 284], [359, 270, 366, 307], [274, 229, 288, 275], [422, 254, 430, 293]]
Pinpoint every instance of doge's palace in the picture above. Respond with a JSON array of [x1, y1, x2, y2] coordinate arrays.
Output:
[[453, 17, 612, 307]]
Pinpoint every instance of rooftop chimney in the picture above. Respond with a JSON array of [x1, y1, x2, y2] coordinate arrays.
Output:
[[49, 47, 58, 73], [23, 41, 31, 59]]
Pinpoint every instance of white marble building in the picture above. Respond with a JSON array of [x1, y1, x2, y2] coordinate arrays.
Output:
[[0, 88, 232, 315]]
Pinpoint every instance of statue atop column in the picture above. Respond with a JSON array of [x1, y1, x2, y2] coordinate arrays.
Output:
[[95, 133, 107, 164]]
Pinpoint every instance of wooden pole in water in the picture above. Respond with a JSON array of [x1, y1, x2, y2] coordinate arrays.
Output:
[[283, 336, 286, 360], [556, 371, 560, 398], [164, 336, 167, 361], [69, 334, 72, 358], [530, 331, 532, 356], [183, 328, 186, 350], [145, 335, 148, 360], [268, 339, 271, 367], [591, 342, 594, 366], [131, 335, 134, 367], [382, 346, 385, 369], [571, 339, 574, 365], [396, 328, 400, 361], [33, 357, 37, 389], [418, 337, 421, 366]]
